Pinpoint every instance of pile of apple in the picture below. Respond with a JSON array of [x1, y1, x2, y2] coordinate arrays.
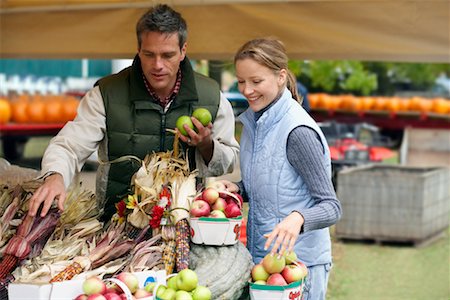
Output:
[[189, 181, 243, 219], [74, 272, 152, 300], [154, 268, 211, 300], [251, 252, 308, 286]]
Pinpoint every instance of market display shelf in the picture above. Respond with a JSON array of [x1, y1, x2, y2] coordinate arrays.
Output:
[[310, 109, 450, 130], [0, 123, 65, 136]]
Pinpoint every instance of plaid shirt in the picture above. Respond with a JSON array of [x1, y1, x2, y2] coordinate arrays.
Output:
[[142, 69, 182, 110]]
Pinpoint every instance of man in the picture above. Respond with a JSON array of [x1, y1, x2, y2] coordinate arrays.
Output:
[[28, 4, 239, 221]]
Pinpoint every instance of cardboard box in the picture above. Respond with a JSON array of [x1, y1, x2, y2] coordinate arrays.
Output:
[[189, 216, 243, 245], [249, 279, 305, 300], [8, 270, 166, 300]]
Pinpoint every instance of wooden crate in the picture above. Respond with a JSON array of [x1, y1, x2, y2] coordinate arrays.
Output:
[[336, 164, 450, 245]]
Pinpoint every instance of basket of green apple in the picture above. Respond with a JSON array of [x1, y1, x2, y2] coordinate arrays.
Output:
[[249, 252, 308, 300], [188, 180, 244, 246], [153, 269, 212, 300], [74, 271, 163, 300]]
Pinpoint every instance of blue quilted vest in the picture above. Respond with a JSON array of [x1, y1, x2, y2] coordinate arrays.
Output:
[[239, 88, 332, 266]]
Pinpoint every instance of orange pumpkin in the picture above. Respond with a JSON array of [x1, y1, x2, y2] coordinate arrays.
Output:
[[431, 98, 449, 114], [385, 97, 401, 112], [44, 97, 64, 123], [360, 97, 375, 111], [61, 96, 79, 122], [308, 93, 320, 109], [27, 96, 46, 123], [373, 97, 388, 111], [11, 98, 29, 123], [0, 98, 12, 124]]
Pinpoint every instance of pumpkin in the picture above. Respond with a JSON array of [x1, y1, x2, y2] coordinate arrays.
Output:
[[27, 96, 47, 123], [11, 97, 29, 123], [0, 98, 12, 124], [61, 96, 79, 122], [190, 242, 254, 299], [431, 98, 449, 114], [360, 97, 375, 111], [44, 96, 64, 123], [385, 97, 401, 112]]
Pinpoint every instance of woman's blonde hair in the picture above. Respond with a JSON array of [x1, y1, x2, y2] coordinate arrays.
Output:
[[234, 37, 301, 103]]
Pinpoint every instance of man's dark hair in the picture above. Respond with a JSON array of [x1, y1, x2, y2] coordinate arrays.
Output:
[[136, 4, 188, 50]]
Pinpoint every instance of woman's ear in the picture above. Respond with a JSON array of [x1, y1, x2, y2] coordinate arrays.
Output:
[[278, 69, 288, 86]]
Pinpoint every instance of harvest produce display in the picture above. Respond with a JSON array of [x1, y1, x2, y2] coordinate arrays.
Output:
[[0, 116, 253, 300], [309, 93, 450, 115], [0, 94, 80, 124]]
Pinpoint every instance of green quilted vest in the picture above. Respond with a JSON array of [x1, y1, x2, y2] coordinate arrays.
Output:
[[97, 56, 220, 221]]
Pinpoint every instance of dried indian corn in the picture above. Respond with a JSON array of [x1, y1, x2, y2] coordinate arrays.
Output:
[[162, 225, 176, 274], [175, 219, 190, 272]]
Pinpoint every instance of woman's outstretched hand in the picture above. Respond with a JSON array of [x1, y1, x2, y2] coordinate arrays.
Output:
[[264, 211, 304, 256]]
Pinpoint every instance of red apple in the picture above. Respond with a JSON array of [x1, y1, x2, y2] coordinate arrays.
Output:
[[190, 199, 211, 217], [105, 287, 118, 294], [224, 202, 241, 218], [74, 295, 89, 300], [202, 187, 219, 205], [211, 197, 227, 212], [295, 261, 309, 278], [262, 253, 286, 274], [233, 192, 244, 206], [87, 294, 107, 300], [103, 293, 122, 300], [209, 210, 226, 218], [134, 288, 152, 299], [281, 264, 306, 283], [82, 277, 107, 296], [115, 272, 139, 294], [251, 264, 270, 282], [266, 273, 288, 286]]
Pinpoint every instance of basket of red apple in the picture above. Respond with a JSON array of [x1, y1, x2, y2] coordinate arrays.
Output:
[[74, 271, 165, 300], [189, 181, 244, 246], [152, 269, 212, 300], [249, 252, 308, 300]]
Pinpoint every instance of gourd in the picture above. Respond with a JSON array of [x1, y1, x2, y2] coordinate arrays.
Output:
[[190, 242, 254, 300]]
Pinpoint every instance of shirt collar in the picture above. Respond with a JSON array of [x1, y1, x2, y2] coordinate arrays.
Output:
[[142, 68, 182, 108]]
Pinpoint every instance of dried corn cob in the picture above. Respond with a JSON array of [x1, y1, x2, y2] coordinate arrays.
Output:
[[163, 239, 177, 275], [175, 219, 190, 272], [49, 262, 83, 283], [162, 225, 176, 274]]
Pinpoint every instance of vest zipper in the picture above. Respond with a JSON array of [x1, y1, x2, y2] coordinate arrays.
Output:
[[160, 112, 166, 151]]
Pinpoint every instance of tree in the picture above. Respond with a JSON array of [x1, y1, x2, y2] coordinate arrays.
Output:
[[289, 60, 449, 96]]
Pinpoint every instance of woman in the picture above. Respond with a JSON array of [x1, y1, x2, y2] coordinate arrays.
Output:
[[222, 38, 342, 300]]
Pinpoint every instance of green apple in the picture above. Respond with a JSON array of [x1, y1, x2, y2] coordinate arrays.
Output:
[[144, 282, 157, 293], [167, 275, 179, 291], [262, 253, 286, 274], [156, 285, 167, 298], [253, 280, 266, 285], [191, 285, 212, 300], [192, 108, 212, 126], [175, 290, 193, 300], [284, 251, 298, 265], [251, 264, 269, 282], [176, 269, 198, 292], [159, 287, 177, 300], [176, 115, 194, 136]]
